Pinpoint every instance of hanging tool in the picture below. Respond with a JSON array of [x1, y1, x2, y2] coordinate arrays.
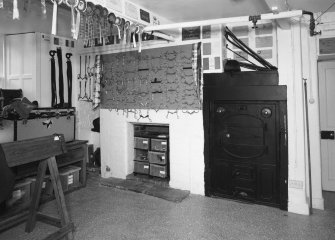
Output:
[[50, 50, 57, 107], [77, 55, 85, 100], [65, 0, 79, 38], [56, 47, 65, 107], [13, 0, 19, 19], [82, 55, 89, 100], [86, 55, 93, 101], [85, 2, 94, 47], [51, 0, 62, 35], [66, 53, 73, 107], [75, 0, 86, 40], [77, 0, 87, 40], [92, 55, 101, 109], [108, 12, 116, 43]]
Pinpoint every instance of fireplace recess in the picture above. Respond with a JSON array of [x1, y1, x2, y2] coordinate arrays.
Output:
[[133, 124, 169, 180]]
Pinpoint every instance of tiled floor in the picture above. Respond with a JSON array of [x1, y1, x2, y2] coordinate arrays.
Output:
[[0, 174, 335, 240]]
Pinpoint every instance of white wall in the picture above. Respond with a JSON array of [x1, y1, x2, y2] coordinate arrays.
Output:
[[100, 109, 205, 194]]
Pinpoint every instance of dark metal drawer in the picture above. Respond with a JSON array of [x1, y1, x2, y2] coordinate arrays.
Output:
[[148, 151, 167, 165], [134, 149, 148, 162], [134, 137, 150, 150], [150, 139, 168, 152], [149, 164, 168, 178], [134, 161, 150, 175]]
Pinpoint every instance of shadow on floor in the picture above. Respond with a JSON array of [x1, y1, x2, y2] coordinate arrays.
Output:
[[323, 190, 335, 211]]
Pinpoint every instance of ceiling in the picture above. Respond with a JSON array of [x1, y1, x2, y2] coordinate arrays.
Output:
[[130, 0, 335, 23]]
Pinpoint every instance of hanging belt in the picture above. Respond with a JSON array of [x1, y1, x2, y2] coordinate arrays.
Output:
[[56, 47, 64, 107], [49, 50, 57, 107], [66, 53, 73, 107]]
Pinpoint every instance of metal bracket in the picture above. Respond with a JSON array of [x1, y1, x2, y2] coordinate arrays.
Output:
[[249, 15, 261, 29]]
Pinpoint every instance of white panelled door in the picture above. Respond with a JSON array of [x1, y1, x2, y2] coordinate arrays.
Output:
[[319, 60, 335, 191], [5, 33, 37, 102]]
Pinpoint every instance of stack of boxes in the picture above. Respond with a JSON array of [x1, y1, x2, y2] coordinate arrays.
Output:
[[5, 165, 81, 211], [149, 138, 168, 178], [133, 136, 169, 179]]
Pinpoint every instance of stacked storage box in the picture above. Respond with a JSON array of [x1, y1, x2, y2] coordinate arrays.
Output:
[[133, 137, 150, 175], [149, 139, 168, 178], [59, 166, 81, 191], [27, 175, 57, 198], [6, 178, 34, 208]]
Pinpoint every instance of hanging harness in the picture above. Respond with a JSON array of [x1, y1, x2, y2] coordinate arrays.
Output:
[[49, 50, 57, 107], [56, 47, 65, 107], [66, 53, 73, 107]]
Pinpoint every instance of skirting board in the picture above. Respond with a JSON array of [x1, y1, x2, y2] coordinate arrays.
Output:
[[312, 197, 324, 210], [288, 201, 310, 215]]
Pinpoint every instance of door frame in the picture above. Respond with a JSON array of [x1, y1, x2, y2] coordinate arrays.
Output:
[[318, 59, 335, 192]]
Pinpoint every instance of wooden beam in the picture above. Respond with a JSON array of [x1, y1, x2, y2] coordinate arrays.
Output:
[[1, 135, 67, 167], [36, 213, 62, 228]]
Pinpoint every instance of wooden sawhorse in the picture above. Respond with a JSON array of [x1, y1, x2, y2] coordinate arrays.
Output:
[[0, 134, 74, 240]]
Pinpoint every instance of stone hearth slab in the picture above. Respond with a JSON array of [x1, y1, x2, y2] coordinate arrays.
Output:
[[100, 177, 190, 203]]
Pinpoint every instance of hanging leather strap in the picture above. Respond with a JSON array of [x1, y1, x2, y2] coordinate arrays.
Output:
[[50, 50, 57, 107], [66, 53, 73, 107], [56, 47, 64, 107]]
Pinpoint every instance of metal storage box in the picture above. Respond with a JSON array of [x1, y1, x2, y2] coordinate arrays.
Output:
[[148, 151, 167, 165], [134, 149, 148, 162], [149, 164, 168, 178], [134, 137, 150, 150], [59, 166, 81, 191], [151, 139, 168, 152], [134, 161, 150, 175]]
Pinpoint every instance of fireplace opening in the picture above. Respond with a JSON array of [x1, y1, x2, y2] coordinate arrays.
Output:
[[129, 124, 170, 185]]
